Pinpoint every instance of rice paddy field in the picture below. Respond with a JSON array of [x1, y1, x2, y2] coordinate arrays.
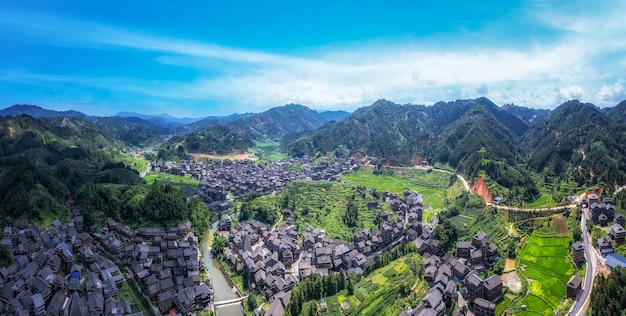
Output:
[[315, 254, 428, 316], [143, 172, 200, 190], [517, 233, 574, 315], [341, 170, 449, 210]]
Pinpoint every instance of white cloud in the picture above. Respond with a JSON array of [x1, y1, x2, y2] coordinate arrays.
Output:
[[596, 79, 626, 104], [1, 2, 626, 113], [559, 85, 585, 100]]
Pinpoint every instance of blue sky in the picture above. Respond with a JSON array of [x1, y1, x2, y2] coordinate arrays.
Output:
[[1, 1, 625, 117]]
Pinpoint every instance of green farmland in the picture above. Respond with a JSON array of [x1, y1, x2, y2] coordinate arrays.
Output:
[[341, 170, 449, 210], [518, 232, 574, 315], [307, 253, 427, 316], [280, 181, 388, 241], [143, 172, 200, 190]]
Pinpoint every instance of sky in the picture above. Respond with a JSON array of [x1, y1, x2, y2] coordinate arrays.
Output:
[[1, 1, 626, 117]]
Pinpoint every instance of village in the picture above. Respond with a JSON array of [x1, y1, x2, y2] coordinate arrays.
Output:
[[218, 187, 506, 316], [151, 157, 355, 203], [2, 151, 626, 316], [0, 203, 213, 316]]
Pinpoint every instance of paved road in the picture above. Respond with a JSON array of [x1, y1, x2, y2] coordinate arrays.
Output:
[[569, 208, 597, 316], [493, 204, 577, 212]]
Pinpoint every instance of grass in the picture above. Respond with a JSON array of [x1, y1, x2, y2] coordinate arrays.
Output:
[[457, 207, 510, 249], [282, 181, 388, 241], [341, 170, 449, 210], [119, 281, 142, 314], [252, 140, 287, 161], [496, 295, 513, 315], [111, 150, 150, 174], [304, 254, 426, 316], [526, 194, 557, 208], [518, 232, 575, 315], [143, 172, 199, 190]]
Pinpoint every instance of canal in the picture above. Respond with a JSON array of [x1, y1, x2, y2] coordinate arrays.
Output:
[[202, 221, 244, 316]]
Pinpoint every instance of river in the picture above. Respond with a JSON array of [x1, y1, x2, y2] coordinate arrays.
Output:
[[203, 221, 244, 316]]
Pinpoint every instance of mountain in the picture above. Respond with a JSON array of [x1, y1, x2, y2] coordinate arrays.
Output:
[[229, 104, 350, 140], [521, 100, 626, 186], [177, 112, 253, 133], [606, 100, 626, 124], [116, 111, 203, 128], [90, 116, 170, 147], [283, 100, 432, 161], [0, 104, 88, 119], [0, 115, 142, 223], [501, 104, 551, 126], [283, 98, 527, 165], [159, 124, 255, 161]]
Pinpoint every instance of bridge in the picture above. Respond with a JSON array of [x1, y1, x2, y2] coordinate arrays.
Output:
[[214, 296, 248, 307]]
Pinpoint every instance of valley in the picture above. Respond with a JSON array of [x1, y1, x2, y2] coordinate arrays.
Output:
[[0, 98, 625, 316]]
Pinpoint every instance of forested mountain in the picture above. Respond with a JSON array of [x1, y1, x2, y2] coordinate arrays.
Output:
[[0, 115, 142, 223], [174, 112, 253, 133], [521, 100, 626, 186], [500, 104, 551, 126], [90, 116, 169, 147], [283, 98, 527, 167], [0, 104, 88, 119], [159, 124, 255, 160], [606, 100, 626, 124], [283, 99, 432, 161], [229, 104, 349, 140]]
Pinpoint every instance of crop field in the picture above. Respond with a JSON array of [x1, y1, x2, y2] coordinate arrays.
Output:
[[143, 172, 199, 190], [317, 254, 427, 316], [281, 181, 389, 241], [251, 140, 287, 161], [449, 207, 485, 229], [457, 208, 509, 245], [341, 170, 449, 210], [111, 150, 149, 174], [518, 233, 574, 315]]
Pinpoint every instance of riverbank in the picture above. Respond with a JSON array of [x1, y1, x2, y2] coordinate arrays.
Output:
[[202, 227, 245, 316]]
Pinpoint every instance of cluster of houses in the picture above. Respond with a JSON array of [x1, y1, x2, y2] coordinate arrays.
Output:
[[152, 157, 354, 202], [95, 220, 213, 316], [0, 209, 137, 316], [222, 213, 370, 302], [219, 188, 457, 316], [223, 199, 420, 316], [402, 231, 502, 316], [587, 194, 626, 256]]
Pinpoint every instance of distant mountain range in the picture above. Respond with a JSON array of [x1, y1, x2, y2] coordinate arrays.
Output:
[[3, 98, 626, 200]]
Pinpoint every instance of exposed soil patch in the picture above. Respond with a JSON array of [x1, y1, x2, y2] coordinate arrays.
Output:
[[472, 177, 494, 203], [500, 270, 522, 293], [188, 152, 256, 162], [413, 153, 425, 167], [551, 214, 569, 236], [504, 258, 516, 272]]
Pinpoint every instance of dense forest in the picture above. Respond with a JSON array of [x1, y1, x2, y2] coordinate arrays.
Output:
[[0, 114, 211, 237], [591, 266, 626, 316], [282, 98, 626, 201]]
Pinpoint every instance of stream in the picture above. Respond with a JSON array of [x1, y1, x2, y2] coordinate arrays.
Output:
[[203, 220, 244, 316]]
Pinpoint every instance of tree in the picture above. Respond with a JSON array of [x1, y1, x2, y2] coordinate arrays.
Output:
[[346, 273, 355, 295], [212, 233, 228, 257], [247, 292, 257, 311], [343, 200, 359, 228], [0, 246, 14, 268], [433, 218, 459, 253], [591, 266, 626, 316]]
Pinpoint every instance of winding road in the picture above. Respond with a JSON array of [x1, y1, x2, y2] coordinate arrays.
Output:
[[569, 207, 598, 316]]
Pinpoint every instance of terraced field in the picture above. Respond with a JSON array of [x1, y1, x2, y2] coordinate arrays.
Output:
[[280, 181, 388, 241], [341, 170, 449, 210], [315, 254, 427, 316], [518, 233, 574, 315]]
